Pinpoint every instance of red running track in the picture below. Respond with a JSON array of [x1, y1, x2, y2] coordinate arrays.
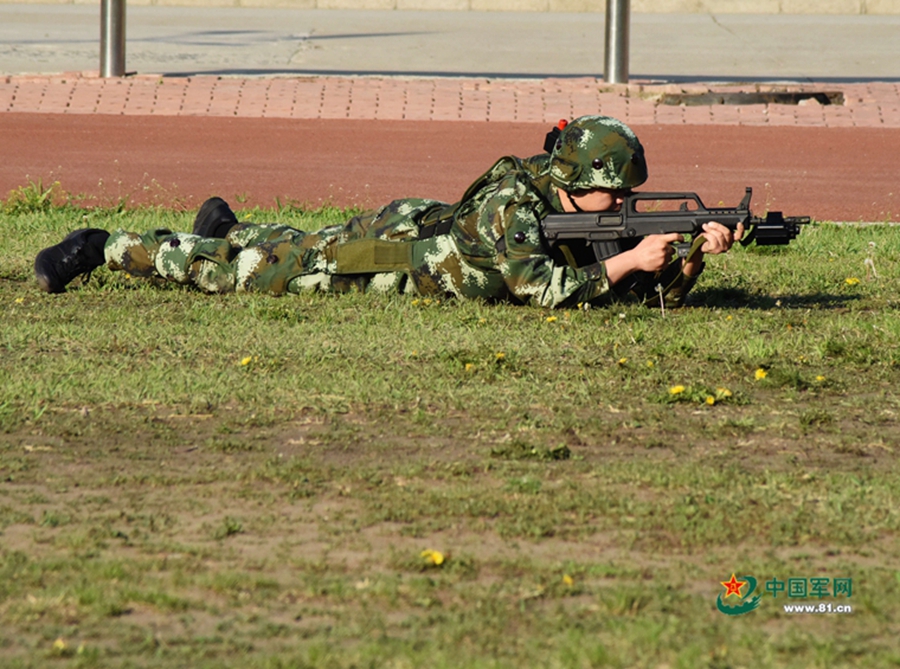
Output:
[[2, 114, 896, 222]]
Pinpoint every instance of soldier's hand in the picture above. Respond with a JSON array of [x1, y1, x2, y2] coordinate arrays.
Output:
[[631, 233, 684, 272], [699, 221, 743, 255]]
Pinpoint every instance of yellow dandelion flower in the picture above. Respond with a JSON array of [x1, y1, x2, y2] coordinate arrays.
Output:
[[755, 368, 768, 380], [618, 357, 628, 365], [646, 361, 654, 368], [464, 363, 475, 372], [495, 352, 506, 360], [478, 317, 486, 324], [546, 316, 558, 323], [421, 549, 444, 566], [845, 277, 860, 285], [53, 638, 67, 651], [562, 574, 574, 586], [240, 356, 253, 366], [411, 299, 420, 306], [423, 298, 433, 306], [726, 315, 733, 321], [716, 387, 732, 398], [816, 375, 825, 382], [14, 297, 24, 304], [669, 385, 686, 395], [706, 396, 716, 406]]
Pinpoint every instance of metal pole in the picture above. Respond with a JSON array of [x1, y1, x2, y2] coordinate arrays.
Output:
[[100, 0, 126, 78], [604, 0, 630, 84]]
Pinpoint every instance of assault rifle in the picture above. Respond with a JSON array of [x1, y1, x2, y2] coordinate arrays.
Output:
[[541, 188, 809, 266]]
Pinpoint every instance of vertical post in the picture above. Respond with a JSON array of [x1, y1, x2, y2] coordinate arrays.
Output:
[[100, 0, 126, 78], [604, 0, 630, 84]]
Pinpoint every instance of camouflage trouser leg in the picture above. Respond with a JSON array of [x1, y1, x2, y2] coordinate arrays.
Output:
[[282, 198, 445, 295], [102, 198, 449, 296], [223, 205, 437, 295], [104, 225, 318, 295], [228, 225, 325, 295], [105, 228, 240, 292]]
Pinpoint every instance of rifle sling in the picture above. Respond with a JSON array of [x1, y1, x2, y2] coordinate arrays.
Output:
[[615, 235, 707, 302], [649, 235, 707, 302], [558, 244, 580, 269]]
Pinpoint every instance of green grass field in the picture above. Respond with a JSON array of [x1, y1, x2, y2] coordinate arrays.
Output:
[[2, 186, 899, 668]]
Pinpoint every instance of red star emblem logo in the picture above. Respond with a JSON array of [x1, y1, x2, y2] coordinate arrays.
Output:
[[720, 574, 747, 599]]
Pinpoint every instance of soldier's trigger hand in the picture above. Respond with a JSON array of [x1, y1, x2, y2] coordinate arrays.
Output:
[[630, 233, 682, 273]]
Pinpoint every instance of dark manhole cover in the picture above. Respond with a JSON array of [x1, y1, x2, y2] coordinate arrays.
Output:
[[659, 91, 845, 106]]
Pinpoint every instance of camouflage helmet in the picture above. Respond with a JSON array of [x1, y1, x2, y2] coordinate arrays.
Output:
[[549, 115, 648, 191]]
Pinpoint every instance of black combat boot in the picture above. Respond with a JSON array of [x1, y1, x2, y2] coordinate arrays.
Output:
[[34, 228, 110, 294], [192, 197, 239, 238]]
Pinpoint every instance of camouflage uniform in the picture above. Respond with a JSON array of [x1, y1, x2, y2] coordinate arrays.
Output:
[[103, 117, 700, 309]]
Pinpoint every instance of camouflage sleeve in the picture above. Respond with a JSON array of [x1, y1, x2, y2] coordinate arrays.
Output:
[[495, 198, 614, 309]]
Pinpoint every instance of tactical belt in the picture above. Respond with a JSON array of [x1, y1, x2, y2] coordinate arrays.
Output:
[[417, 219, 453, 240]]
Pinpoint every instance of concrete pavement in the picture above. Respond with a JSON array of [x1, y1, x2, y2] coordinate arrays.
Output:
[[4, 0, 898, 14], [1, 5, 898, 81]]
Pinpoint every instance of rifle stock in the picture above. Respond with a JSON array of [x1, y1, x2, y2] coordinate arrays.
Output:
[[541, 187, 809, 263]]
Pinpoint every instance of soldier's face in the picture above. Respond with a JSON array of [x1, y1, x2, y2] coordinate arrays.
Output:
[[559, 187, 629, 213]]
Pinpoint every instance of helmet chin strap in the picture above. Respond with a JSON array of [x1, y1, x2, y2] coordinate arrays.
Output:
[[564, 190, 584, 213]]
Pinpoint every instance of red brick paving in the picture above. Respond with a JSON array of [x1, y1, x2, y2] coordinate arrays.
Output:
[[3, 73, 899, 127]]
